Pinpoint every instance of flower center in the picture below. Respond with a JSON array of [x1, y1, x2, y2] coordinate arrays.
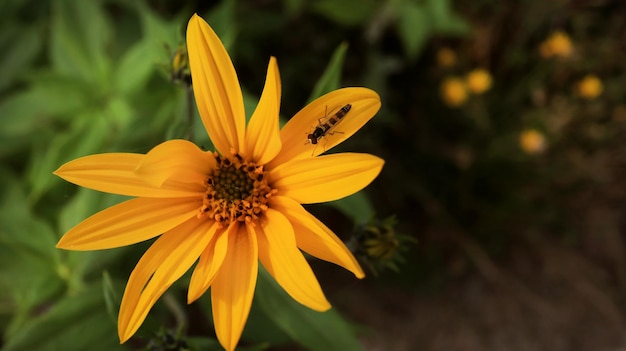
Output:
[[198, 152, 275, 227]]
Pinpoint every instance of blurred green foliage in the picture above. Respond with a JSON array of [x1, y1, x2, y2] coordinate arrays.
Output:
[[1, 0, 625, 349]]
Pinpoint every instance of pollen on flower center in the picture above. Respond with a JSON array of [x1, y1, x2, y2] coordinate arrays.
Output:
[[198, 151, 276, 227]]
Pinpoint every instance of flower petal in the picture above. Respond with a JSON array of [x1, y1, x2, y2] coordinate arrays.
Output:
[[258, 209, 330, 311], [211, 222, 258, 351], [270, 196, 364, 278], [57, 197, 202, 250], [269, 87, 381, 167], [244, 57, 282, 164], [54, 153, 203, 198], [187, 14, 245, 155], [269, 153, 384, 203], [187, 225, 229, 303], [135, 139, 215, 188], [118, 218, 215, 343]]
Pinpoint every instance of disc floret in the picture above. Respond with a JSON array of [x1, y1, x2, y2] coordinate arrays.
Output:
[[199, 151, 275, 227]]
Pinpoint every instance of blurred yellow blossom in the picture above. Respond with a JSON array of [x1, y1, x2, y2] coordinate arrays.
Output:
[[539, 31, 573, 58], [436, 47, 457, 67], [519, 129, 547, 154], [577, 74, 603, 99], [440, 77, 467, 107], [465, 69, 492, 94]]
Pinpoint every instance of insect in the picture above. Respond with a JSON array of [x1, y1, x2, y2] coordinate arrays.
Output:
[[306, 104, 352, 146]]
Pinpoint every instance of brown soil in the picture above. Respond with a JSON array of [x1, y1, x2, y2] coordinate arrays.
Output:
[[327, 226, 626, 351]]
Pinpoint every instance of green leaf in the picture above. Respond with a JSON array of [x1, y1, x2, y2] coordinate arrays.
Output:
[[27, 113, 111, 202], [0, 170, 65, 336], [312, 0, 378, 26], [282, 0, 307, 16], [26, 72, 93, 117], [102, 95, 135, 132], [56, 187, 132, 284], [0, 75, 92, 157], [0, 23, 44, 92], [135, 2, 183, 46], [327, 191, 375, 223], [114, 39, 160, 95], [426, 0, 470, 35], [0, 0, 28, 23], [206, 0, 238, 51], [3, 284, 128, 351], [0, 175, 59, 263], [186, 337, 223, 351], [114, 2, 188, 95], [308, 42, 349, 103], [391, 0, 469, 59], [255, 268, 363, 351], [395, 1, 431, 60], [58, 188, 130, 235], [102, 271, 122, 323], [243, 298, 291, 345], [50, 0, 111, 83]]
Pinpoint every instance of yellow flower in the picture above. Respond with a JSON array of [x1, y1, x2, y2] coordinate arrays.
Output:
[[440, 77, 467, 107], [519, 129, 547, 154], [436, 47, 457, 68], [465, 69, 492, 94], [55, 14, 383, 351], [539, 31, 573, 58], [577, 74, 603, 99]]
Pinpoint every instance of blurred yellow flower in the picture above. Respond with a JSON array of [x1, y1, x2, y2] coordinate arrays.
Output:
[[440, 77, 467, 107], [465, 69, 492, 94], [436, 47, 457, 67], [577, 74, 603, 99], [519, 129, 547, 154], [55, 14, 383, 351], [539, 31, 573, 58]]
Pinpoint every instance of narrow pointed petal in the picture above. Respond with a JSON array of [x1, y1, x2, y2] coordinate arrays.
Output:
[[270, 196, 364, 278], [188, 226, 229, 303], [269, 153, 384, 204], [259, 209, 330, 311], [269, 87, 381, 167], [212, 223, 258, 351], [244, 57, 282, 164], [118, 218, 214, 343], [187, 14, 245, 155], [54, 153, 203, 198], [57, 197, 202, 250], [135, 139, 215, 188]]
